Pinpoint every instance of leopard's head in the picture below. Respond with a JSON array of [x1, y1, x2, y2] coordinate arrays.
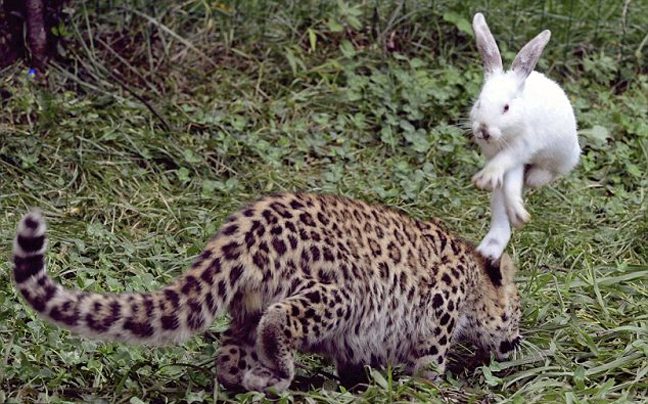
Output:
[[461, 253, 522, 360]]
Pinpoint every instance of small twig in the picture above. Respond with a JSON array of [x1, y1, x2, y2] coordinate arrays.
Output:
[[106, 68, 173, 132], [378, 1, 404, 45], [294, 362, 340, 381]]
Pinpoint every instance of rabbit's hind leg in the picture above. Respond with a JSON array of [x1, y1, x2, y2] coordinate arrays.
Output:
[[524, 165, 555, 189], [503, 165, 530, 229], [477, 187, 511, 259]]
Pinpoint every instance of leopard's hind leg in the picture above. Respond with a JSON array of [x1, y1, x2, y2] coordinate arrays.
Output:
[[242, 284, 352, 392], [216, 314, 262, 391]]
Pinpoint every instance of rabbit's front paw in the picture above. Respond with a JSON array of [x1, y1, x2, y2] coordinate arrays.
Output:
[[472, 164, 505, 191]]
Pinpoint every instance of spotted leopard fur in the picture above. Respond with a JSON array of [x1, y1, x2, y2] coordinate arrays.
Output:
[[13, 193, 521, 392]]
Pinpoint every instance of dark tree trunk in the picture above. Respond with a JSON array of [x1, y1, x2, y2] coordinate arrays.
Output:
[[25, 0, 48, 70]]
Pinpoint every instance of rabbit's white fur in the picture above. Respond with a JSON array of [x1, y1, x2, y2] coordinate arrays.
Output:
[[470, 13, 580, 259]]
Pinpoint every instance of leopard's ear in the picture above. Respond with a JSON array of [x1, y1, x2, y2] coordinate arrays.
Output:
[[499, 253, 517, 284], [483, 253, 516, 287]]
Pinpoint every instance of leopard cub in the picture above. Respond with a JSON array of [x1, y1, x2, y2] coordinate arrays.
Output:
[[13, 193, 521, 392]]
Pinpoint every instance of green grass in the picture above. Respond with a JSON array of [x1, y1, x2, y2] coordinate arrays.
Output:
[[0, 1, 647, 403]]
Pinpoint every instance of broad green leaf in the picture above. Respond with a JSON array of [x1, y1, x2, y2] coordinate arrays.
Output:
[[579, 125, 610, 147], [443, 12, 473, 36], [340, 40, 356, 57]]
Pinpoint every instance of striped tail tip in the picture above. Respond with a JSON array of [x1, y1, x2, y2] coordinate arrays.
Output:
[[13, 210, 48, 284]]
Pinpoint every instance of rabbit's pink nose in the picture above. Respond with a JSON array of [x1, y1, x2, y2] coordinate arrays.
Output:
[[476, 125, 490, 140]]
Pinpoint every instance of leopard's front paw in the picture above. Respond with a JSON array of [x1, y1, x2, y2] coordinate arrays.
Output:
[[242, 364, 292, 393]]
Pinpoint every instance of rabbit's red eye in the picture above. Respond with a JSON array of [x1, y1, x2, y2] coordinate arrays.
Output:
[[503, 104, 510, 113]]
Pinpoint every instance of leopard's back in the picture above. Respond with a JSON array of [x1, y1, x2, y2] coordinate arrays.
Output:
[[211, 192, 468, 310]]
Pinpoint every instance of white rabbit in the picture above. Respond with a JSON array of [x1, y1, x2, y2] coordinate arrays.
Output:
[[470, 13, 580, 259]]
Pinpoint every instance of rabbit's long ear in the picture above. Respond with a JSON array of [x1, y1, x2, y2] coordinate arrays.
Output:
[[511, 30, 551, 82], [473, 13, 503, 77]]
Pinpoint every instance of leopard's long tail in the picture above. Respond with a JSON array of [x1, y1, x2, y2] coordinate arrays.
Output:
[[12, 210, 238, 344]]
